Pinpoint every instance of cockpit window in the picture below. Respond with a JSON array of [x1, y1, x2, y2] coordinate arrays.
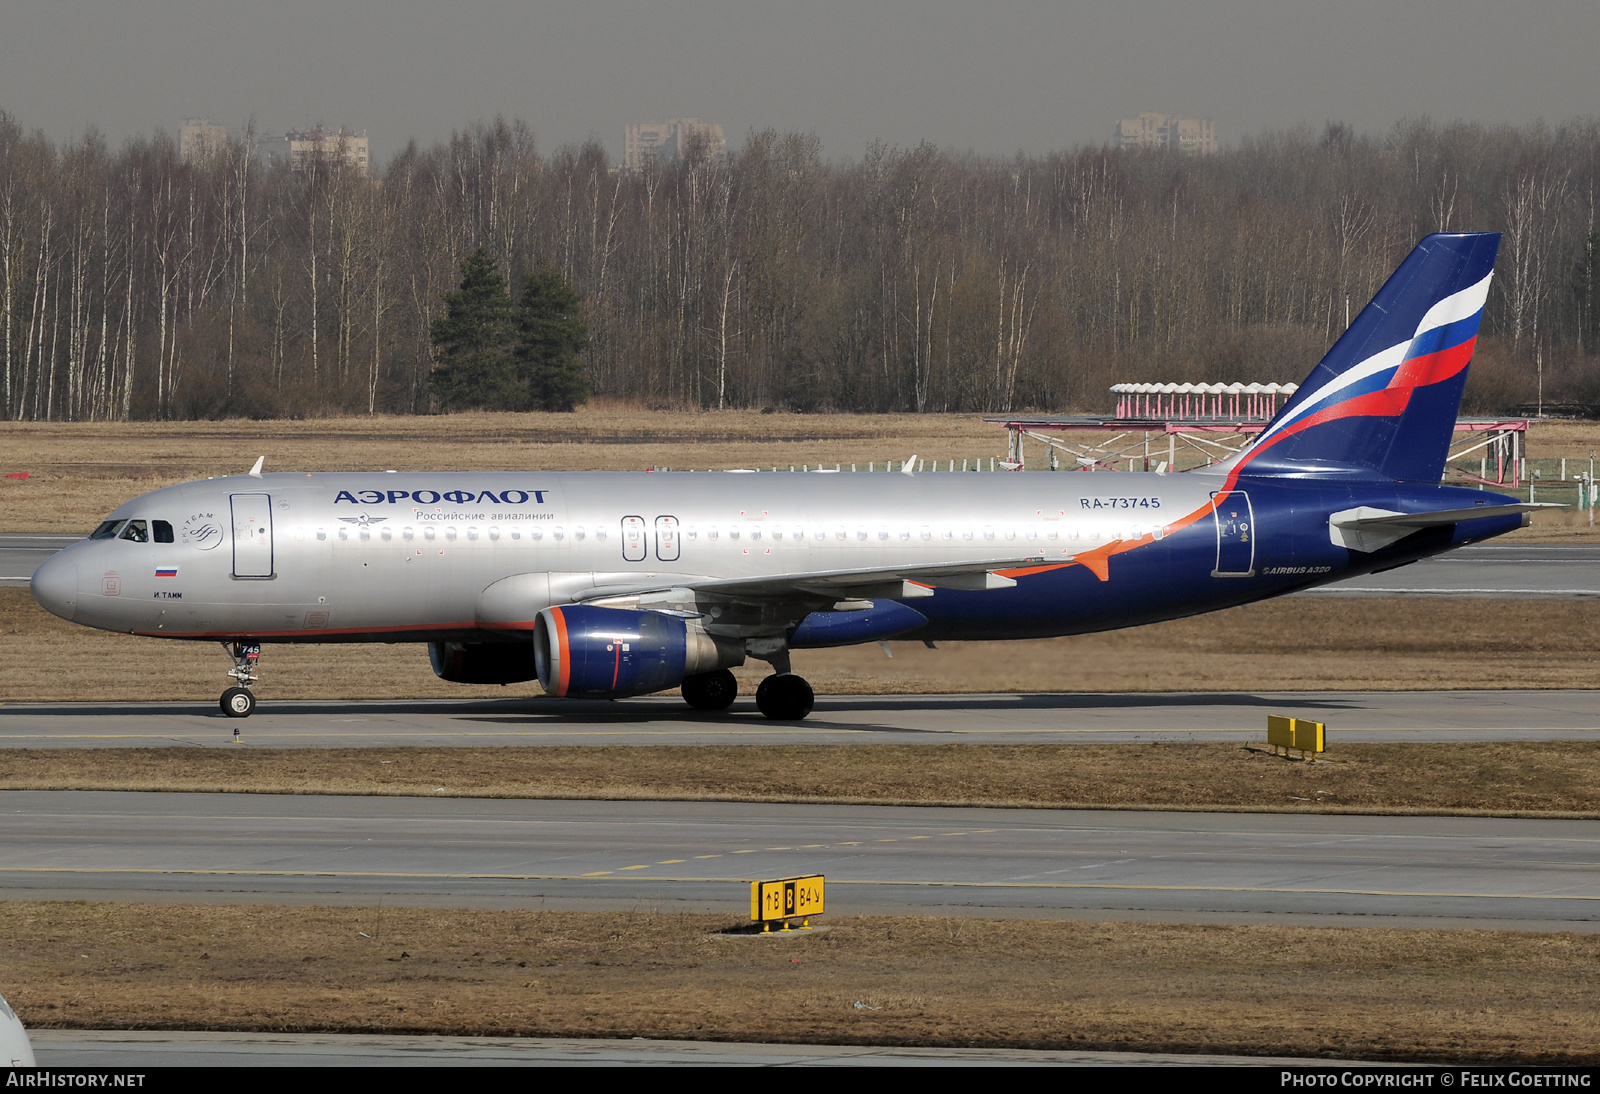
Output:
[[118, 520, 149, 543], [90, 520, 125, 540], [153, 520, 174, 544]]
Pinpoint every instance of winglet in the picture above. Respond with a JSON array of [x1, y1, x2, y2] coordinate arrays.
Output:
[[901, 454, 917, 476], [247, 456, 264, 478]]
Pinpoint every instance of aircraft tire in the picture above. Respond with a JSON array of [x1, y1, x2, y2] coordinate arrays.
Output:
[[756, 673, 814, 721], [682, 669, 739, 711], [220, 687, 256, 718]]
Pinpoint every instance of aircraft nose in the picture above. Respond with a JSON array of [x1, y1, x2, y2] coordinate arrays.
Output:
[[30, 552, 78, 623]]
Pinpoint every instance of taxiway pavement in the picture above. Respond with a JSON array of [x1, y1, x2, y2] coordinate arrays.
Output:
[[2, 689, 1595, 747], [4, 791, 1596, 930], [23, 1030, 1348, 1067], [1295, 543, 1600, 598], [0, 535, 79, 586]]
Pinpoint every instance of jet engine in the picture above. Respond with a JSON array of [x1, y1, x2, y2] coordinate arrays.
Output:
[[534, 604, 743, 699], [429, 640, 539, 685]]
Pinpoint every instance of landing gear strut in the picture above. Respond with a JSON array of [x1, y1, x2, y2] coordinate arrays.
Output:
[[220, 640, 260, 718]]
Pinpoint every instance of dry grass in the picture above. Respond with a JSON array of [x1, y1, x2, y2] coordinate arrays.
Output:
[[1, 409, 1595, 537], [3, 588, 1597, 701], [3, 742, 1598, 817], [5, 902, 1597, 1061], [0, 407, 1008, 534]]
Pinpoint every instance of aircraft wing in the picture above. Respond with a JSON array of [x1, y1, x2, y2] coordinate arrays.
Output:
[[577, 555, 1051, 605]]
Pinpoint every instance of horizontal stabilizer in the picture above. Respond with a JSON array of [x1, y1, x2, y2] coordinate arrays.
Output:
[[1328, 503, 1555, 553]]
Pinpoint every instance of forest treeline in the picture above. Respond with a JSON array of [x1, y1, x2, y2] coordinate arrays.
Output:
[[0, 111, 1596, 421]]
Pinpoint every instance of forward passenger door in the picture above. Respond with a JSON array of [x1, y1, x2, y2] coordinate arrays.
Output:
[[230, 493, 274, 578]]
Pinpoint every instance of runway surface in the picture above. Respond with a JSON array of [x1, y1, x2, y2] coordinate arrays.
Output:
[[2, 535, 1597, 594], [23, 1030, 1342, 1067], [1296, 543, 1600, 598], [0, 535, 79, 586], [3, 689, 1596, 747], [4, 791, 1596, 930]]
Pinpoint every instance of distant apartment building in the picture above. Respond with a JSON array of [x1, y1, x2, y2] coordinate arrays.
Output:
[[178, 118, 231, 161], [260, 126, 371, 177], [1115, 112, 1216, 155], [623, 117, 726, 171]]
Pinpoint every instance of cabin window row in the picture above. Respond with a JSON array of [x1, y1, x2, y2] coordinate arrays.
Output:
[[289, 522, 1154, 545]]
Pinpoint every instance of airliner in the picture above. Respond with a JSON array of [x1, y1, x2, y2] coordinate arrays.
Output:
[[31, 233, 1534, 721]]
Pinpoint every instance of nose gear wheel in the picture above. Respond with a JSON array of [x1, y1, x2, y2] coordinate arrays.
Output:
[[219, 640, 261, 719], [221, 687, 256, 718]]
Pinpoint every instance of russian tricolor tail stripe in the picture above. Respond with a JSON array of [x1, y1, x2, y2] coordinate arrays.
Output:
[[1226, 233, 1500, 484]]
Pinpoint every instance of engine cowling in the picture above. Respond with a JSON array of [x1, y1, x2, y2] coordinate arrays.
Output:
[[534, 605, 742, 698], [429, 640, 539, 685]]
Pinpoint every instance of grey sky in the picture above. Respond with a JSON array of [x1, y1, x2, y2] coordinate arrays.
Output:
[[3, 1, 1596, 165]]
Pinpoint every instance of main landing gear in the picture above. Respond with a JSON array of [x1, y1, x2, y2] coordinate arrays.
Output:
[[751, 648, 815, 721], [220, 640, 261, 718], [755, 673, 814, 721], [679, 657, 816, 721], [681, 669, 739, 711]]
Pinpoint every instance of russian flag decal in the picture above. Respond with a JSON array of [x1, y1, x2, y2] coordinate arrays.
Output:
[[155, 566, 179, 578]]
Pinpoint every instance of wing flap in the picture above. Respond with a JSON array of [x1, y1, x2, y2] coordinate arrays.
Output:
[[574, 555, 1048, 604]]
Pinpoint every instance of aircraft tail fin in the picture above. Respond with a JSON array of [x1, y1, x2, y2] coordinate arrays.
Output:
[[1228, 233, 1499, 482]]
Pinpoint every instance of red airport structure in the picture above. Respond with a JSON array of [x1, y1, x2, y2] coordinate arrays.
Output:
[[989, 382, 1531, 487]]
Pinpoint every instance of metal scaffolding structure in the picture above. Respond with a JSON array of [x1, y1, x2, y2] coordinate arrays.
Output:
[[987, 413, 1531, 485]]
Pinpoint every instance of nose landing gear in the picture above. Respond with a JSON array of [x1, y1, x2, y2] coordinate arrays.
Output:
[[220, 640, 261, 718]]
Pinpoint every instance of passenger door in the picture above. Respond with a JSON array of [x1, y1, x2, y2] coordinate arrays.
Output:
[[230, 493, 274, 578], [1210, 490, 1255, 577]]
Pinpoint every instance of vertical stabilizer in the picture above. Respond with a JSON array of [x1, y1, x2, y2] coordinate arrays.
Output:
[[1229, 233, 1499, 482]]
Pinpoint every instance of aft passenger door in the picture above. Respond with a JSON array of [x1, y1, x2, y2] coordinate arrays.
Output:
[[1210, 490, 1255, 578], [230, 493, 274, 578]]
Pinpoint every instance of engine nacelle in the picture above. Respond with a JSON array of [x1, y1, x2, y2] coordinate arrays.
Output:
[[534, 605, 742, 699], [429, 640, 539, 685]]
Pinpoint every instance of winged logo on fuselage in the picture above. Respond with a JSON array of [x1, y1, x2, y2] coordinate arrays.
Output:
[[180, 513, 224, 551], [338, 514, 388, 527]]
